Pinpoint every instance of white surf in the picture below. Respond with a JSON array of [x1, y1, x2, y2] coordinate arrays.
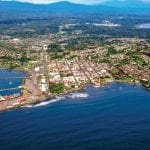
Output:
[[23, 96, 65, 108], [68, 92, 89, 99]]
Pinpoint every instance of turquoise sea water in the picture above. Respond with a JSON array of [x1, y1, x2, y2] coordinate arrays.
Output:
[[0, 69, 150, 150]]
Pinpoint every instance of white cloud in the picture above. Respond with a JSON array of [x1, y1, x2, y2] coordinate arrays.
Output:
[[1, 0, 150, 4], [1, 0, 105, 4]]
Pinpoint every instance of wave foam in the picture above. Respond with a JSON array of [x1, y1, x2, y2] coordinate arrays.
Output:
[[23, 96, 65, 108], [93, 85, 100, 88], [68, 92, 89, 99], [22, 105, 33, 108]]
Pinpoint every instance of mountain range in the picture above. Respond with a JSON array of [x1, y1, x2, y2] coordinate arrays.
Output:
[[0, 0, 150, 20]]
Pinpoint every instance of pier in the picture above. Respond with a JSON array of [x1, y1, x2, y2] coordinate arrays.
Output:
[[0, 77, 29, 80], [0, 86, 22, 92]]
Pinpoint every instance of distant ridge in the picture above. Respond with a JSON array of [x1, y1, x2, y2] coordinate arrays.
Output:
[[0, 0, 150, 11], [0, 0, 149, 20], [102, 0, 150, 8]]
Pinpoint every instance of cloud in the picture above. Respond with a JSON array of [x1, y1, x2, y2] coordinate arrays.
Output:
[[1, 0, 105, 4], [1, 0, 150, 4]]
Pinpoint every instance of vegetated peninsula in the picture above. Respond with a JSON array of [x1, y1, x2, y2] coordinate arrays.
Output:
[[0, 1, 150, 111]]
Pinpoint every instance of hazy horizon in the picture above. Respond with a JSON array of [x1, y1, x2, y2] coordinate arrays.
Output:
[[1, 0, 150, 5]]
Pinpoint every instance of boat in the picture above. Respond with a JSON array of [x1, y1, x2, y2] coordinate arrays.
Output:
[[9, 82, 13, 85]]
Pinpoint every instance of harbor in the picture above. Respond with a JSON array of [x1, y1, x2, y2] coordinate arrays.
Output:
[[0, 63, 106, 112]]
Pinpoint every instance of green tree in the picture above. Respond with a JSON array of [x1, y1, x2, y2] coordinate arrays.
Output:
[[49, 83, 64, 94]]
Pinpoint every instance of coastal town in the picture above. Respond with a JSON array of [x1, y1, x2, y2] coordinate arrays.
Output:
[[0, 22, 150, 111], [1, 1, 150, 150]]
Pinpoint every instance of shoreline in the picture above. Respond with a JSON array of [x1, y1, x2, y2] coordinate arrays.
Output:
[[0, 80, 149, 113], [0, 68, 149, 112], [0, 85, 86, 112]]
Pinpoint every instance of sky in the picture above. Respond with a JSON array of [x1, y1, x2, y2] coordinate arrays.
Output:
[[1, 0, 150, 4]]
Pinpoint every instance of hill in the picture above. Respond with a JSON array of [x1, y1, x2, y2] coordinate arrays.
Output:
[[0, 1, 149, 20]]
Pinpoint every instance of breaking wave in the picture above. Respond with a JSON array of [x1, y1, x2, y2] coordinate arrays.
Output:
[[93, 85, 101, 88], [23, 96, 65, 108], [68, 92, 89, 99], [22, 92, 89, 109]]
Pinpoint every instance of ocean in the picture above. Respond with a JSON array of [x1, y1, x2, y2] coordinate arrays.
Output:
[[0, 69, 150, 150], [0, 68, 26, 96], [0, 75, 150, 150]]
